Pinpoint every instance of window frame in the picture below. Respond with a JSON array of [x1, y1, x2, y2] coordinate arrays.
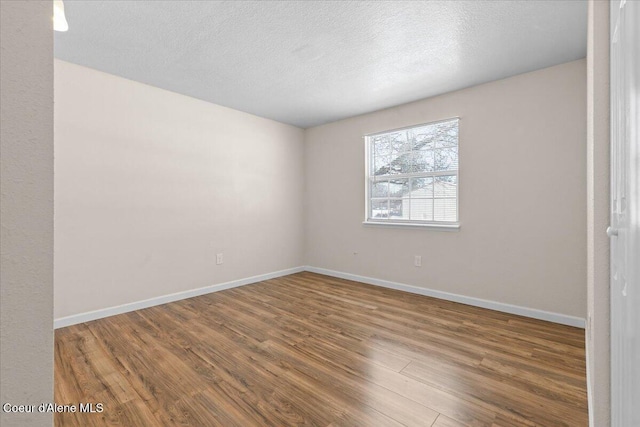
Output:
[[363, 117, 460, 230]]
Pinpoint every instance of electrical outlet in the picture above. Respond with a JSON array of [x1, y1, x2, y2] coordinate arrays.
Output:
[[216, 253, 224, 265], [414, 255, 422, 267]]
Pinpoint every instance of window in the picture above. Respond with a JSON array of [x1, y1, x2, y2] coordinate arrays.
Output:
[[365, 118, 459, 227]]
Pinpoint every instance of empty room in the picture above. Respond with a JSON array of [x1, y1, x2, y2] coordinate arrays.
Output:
[[1, 1, 639, 427]]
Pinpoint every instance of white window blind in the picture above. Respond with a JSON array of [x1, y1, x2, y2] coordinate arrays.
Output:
[[365, 118, 459, 226]]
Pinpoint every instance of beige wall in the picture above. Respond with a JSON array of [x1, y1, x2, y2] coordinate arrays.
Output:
[[54, 60, 305, 319], [0, 1, 54, 426], [586, 0, 610, 425], [305, 60, 587, 319]]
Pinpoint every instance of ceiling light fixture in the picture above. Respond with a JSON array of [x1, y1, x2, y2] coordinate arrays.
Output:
[[53, 0, 68, 32]]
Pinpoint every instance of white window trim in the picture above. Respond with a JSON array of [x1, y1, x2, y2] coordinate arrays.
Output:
[[363, 117, 460, 229], [362, 220, 460, 230]]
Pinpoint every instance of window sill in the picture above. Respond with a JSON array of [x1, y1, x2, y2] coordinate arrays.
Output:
[[362, 221, 460, 231]]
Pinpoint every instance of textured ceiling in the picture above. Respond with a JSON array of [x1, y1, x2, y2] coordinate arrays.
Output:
[[54, 1, 587, 128]]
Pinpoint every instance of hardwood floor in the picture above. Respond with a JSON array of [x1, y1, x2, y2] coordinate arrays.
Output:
[[54, 272, 588, 426]]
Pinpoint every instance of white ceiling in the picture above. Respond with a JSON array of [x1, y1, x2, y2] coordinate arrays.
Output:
[[54, 1, 587, 128]]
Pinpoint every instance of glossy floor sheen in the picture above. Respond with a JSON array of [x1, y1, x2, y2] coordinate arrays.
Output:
[[54, 272, 588, 426]]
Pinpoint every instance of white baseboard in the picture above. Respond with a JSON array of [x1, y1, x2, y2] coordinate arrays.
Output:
[[304, 266, 586, 328], [54, 265, 585, 330], [53, 266, 305, 329]]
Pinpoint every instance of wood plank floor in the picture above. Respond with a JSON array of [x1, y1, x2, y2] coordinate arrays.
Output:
[[54, 272, 588, 426]]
